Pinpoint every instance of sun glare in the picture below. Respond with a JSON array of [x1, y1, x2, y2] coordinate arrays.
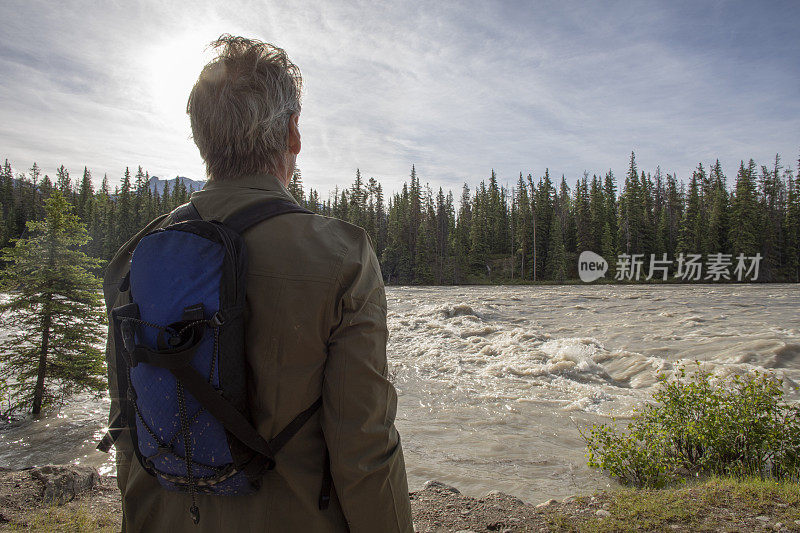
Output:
[[147, 33, 216, 119]]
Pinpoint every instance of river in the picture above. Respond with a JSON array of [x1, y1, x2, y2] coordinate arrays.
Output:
[[1, 284, 798, 503]]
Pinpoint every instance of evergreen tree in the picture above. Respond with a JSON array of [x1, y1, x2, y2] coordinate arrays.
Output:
[[588, 175, 605, 253], [618, 152, 645, 255], [161, 179, 173, 213], [434, 187, 451, 283], [77, 167, 94, 223], [133, 166, 149, 227], [414, 189, 436, 284], [677, 170, 704, 255], [39, 175, 54, 203], [640, 170, 655, 257], [664, 173, 683, 258], [785, 157, 800, 281], [99, 175, 117, 259], [374, 181, 387, 260], [365, 178, 378, 249], [453, 184, 472, 283], [705, 160, 729, 255], [349, 169, 366, 229], [288, 169, 306, 207], [602, 170, 618, 257], [55, 165, 72, 197], [558, 175, 575, 255], [758, 155, 785, 280], [533, 169, 554, 279], [545, 215, 567, 283], [513, 174, 533, 279], [0, 192, 106, 414], [729, 160, 761, 258], [487, 170, 508, 254], [469, 181, 490, 276], [575, 173, 592, 253], [117, 167, 134, 246], [28, 163, 42, 222]]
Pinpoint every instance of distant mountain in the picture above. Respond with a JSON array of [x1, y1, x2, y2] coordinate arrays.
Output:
[[148, 175, 206, 195]]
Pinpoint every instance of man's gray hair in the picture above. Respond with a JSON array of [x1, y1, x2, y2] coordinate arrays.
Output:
[[187, 35, 302, 181]]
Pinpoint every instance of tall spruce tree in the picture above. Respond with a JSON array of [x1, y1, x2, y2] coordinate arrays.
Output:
[[76, 167, 94, 223], [785, 157, 800, 281], [677, 170, 704, 255], [602, 170, 618, 256], [533, 169, 554, 279], [545, 215, 567, 283], [453, 184, 472, 283], [0, 192, 106, 415], [514, 174, 533, 279], [730, 160, 761, 258], [705, 160, 729, 255]]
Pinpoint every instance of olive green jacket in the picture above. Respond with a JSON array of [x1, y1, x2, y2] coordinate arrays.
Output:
[[103, 173, 412, 532]]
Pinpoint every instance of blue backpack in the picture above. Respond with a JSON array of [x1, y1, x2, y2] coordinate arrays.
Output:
[[99, 199, 330, 524]]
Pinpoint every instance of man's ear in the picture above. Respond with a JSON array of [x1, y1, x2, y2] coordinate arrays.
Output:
[[288, 113, 301, 155]]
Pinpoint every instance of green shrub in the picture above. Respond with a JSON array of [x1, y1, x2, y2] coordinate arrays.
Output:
[[581, 364, 800, 488]]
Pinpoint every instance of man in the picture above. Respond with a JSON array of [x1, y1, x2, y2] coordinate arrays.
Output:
[[103, 35, 413, 532]]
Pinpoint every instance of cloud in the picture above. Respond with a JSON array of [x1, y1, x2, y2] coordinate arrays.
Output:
[[0, 0, 797, 194]]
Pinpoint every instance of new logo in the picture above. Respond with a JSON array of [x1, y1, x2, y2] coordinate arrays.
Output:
[[578, 251, 608, 282]]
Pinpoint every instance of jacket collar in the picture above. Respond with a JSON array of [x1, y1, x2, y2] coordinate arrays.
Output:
[[198, 172, 298, 204]]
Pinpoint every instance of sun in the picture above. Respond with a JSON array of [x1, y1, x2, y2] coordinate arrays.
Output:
[[147, 32, 217, 117]]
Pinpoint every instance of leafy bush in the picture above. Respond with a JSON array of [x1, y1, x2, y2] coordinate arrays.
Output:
[[581, 364, 800, 488]]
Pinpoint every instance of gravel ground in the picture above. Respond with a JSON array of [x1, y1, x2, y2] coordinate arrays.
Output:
[[2, 466, 798, 532]]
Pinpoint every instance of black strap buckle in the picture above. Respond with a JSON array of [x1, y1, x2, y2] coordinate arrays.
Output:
[[210, 311, 225, 327], [182, 303, 205, 322], [120, 320, 137, 366]]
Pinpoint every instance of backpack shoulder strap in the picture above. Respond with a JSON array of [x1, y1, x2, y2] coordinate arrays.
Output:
[[168, 201, 202, 224], [223, 199, 312, 234]]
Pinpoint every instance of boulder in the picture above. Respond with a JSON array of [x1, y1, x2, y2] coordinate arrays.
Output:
[[422, 480, 461, 494], [27, 464, 100, 505]]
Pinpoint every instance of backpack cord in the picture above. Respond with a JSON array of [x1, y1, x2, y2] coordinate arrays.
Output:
[[177, 381, 200, 524]]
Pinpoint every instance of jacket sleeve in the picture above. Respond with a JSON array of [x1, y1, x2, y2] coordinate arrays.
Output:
[[322, 229, 413, 533]]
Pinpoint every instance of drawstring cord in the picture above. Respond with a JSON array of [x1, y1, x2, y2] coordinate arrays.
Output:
[[177, 380, 200, 524]]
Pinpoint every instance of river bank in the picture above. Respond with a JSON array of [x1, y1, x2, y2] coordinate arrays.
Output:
[[2, 465, 799, 532]]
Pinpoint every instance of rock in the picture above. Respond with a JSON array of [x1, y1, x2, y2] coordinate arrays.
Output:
[[773, 523, 783, 531], [595, 509, 611, 517], [482, 490, 525, 506], [756, 516, 770, 522], [28, 464, 100, 505], [535, 499, 558, 509], [423, 480, 461, 494]]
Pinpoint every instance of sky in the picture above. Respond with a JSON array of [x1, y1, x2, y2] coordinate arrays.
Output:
[[0, 0, 798, 196]]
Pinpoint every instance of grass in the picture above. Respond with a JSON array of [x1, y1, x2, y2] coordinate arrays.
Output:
[[5, 504, 118, 532], [547, 476, 800, 532]]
